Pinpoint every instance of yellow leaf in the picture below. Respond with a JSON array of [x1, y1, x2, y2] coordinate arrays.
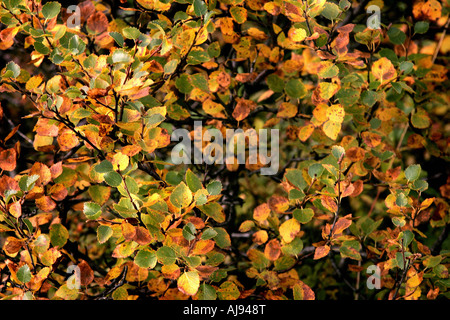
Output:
[[288, 27, 307, 42], [326, 104, 345, 122], [323, 120, 342, 140], [277, 102, 298, 118], [177, 271, 200, 296], [26, 75, 43, 90], [112, 152, 129, 171], [203, 99, 225, 115], [279, 219, 300, 243], [372, 57, 397, 83]]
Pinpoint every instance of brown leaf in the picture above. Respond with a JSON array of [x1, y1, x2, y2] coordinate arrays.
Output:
[[78, 260, 94, 286], [361, 131, 382, 148], [86, 11, 108, 34], [345, 147, 365, 162], [133, 226, 152, 246]]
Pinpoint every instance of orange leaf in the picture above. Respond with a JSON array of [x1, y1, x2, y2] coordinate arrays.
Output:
[[0, 148, 17, 171], [30, 162, 52, 186], [268, 196, 289, 213], [252, 230, 268, 245], [121, 221, 136, 241], [314, 245, 330, 260], [57, 128, 79, 152], [253, 203, 271, 221], [191, 239, 215, 255], [35, 196, 57, 212], [321, 195, 338, 213], [232, 98, 257, 121], [264, 239, 281, 261]]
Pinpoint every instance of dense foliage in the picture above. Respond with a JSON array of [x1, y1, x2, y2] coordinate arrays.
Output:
[[0, 0, 449, 300]]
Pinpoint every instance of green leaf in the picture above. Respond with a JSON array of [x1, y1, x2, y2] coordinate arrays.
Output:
[[201, 228, 218, 240], [187, 50, 210, 65], [400, 230, 414, 247], [285, 79, 307, 99], [289, 188, 305, 200], [186, 169, 202, 192], [399, 61, 414, 74], [49, 223, 69, 248], [42, 1, 61, 20], [111, 49, 133, 64], [411, 108, 431, 129], [68, 35, 85, 55], [175, 74, 194, 94], [405, 164, 421, 182], [17, 265, 32, 284], [207, 42, 221, 58], [83, 202, 102, 220], [414, 21, 429, 34], [321, 2, 341, 20], [182, 222, 196, 241], [4, 61, 20, 78], [34, 41, 50, 55], [396, 193, 408, 207], [97, 225, 113, 244], [193, 0, 208, 16], [135, 250, 157, 269], [387, 27, 406, 45], [104, 171, 122, 187], [198, 202, 225, 223], [156, 246, 177, 265], [95, 160, 113, 173], [336, 88, 360, 107], [197, 283, 217, 300], [331, 145, 345, 160], [285, 169, 308, 190], [213, 227, 231, 248], [206, 180, 222, 195], [170, 182, 193, 208], [339, 240, 361, 260], [164, 59, 179, 74], [318, 62, 339, 79], [412, 179, 428, 192], [293, 208, 314, 224], [19, 174, 39, 192], [122, 27, 140, 40], [308, 163, 324, 179], [109, 32, 124, 47], [266, 74, 284, 93]]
